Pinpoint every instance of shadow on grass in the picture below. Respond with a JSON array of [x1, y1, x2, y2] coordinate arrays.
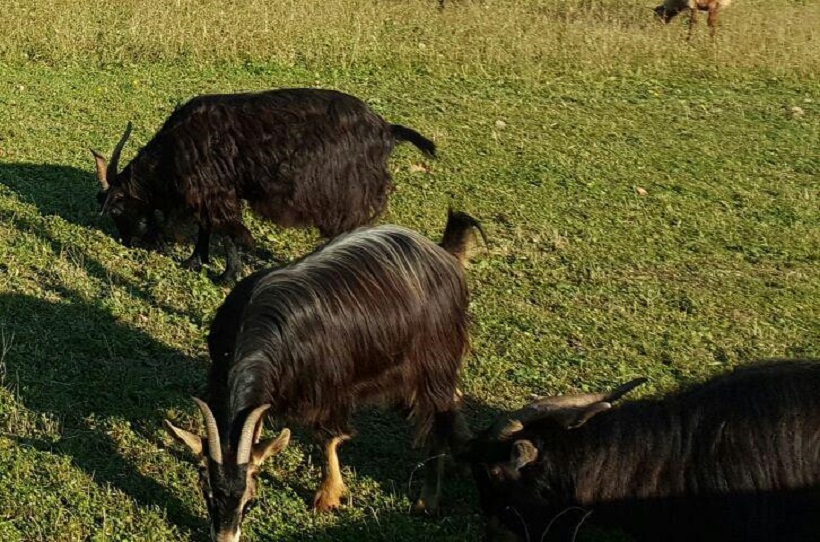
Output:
[[0, 288, 497, 540], [0, 161, 289, 280], [0, 291, 207, 538], [257, 398, 504, 542], [0, 162, 102, 227]]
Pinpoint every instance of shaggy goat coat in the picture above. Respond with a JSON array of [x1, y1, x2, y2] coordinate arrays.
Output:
[[207, 219, 472, 445], [466, 361, 820, 542], [95, 88, 436, 280]]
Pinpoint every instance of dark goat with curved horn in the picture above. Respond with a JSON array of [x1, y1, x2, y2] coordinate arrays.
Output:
[[461, 360, 820, 541], [164, 210, 484, 542], [90, 88, 437, 282]]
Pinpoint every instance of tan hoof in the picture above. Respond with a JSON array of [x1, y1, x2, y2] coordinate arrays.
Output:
[[313, 484, 346, 513], [413, 491, 441, 515]]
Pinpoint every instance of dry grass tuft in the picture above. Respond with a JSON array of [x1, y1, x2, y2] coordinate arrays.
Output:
[[1, 0, 818, 78]]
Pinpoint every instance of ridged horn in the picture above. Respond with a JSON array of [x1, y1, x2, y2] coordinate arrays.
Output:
[[107, 121, 132, 182], [489, 378, 647, 439], [192, 397, 223, 464], [236, 404, 272, 465], [90, 149, 109, 190]]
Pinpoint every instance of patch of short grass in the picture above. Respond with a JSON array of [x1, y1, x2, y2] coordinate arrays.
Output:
[[0, 0, 818, 540]]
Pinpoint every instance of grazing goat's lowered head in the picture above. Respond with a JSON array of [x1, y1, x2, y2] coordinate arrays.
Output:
[[90, 88, 438, 283], [90, 122, 154, 247], [164, 209, 484, 539], [462, 360, 820, 542], [164, 400, 290, 542]]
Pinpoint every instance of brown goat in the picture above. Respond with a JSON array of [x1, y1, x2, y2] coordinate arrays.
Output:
[[163, 210, 485, 542], [655, 0, 731, 38]]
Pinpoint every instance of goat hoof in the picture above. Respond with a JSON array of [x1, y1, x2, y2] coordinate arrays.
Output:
[[313, 489, 344, 513], [413, 495, 441, 516], [183, 257, 203, 272], [215, 269, 242, 285]]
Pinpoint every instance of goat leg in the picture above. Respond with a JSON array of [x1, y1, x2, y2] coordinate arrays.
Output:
[[313, 434, 350, 513], [217, 236, 243, 284], [184, 225, 211, 271], [707, 4, 718, 37], [415, 408, 463, 514], [687, 7, 698, 40]]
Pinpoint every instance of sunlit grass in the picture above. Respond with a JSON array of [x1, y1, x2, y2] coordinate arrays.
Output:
[[0, 0, 818, 540]]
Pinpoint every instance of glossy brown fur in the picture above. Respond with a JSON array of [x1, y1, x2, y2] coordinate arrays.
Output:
[[202, 211, 480, 527]]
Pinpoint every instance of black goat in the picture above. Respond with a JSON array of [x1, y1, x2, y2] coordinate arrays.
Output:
[[164, 210, 484, 542], [91, 88, 436, 282], [462, 360, 820, 542]]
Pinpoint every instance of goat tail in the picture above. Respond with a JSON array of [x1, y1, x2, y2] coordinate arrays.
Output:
[[391, 124, 437, 158], [440, 208, 486, 266]]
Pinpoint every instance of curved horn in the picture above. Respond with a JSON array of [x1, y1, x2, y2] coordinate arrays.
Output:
[[90, 149, 109, 190], [192, 397, 223, 464], [489, 378, 648, 439], [236, 404, 271, 465], [107, 121, 133, 182]]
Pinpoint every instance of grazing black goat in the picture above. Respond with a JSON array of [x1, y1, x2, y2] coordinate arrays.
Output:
[[91, 88, 437, 282], [462, 360, 820, 542], [164, 210, 484, 542]]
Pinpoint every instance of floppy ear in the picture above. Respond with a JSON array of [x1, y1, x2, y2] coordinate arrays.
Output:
[[511, 439, 539, 470], [163, 420, 204, 456], [251, 428, 290, 466]]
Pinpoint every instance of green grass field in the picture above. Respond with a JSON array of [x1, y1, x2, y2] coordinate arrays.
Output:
[[0, 0, 818, 540]]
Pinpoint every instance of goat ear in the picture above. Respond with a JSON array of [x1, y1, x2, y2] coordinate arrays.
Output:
[[163, 420, 204, 456], [559, 402, 612, 429], [511, 439, 538, 469], [251, 428, 290, 466], [90, 149, 109, 191]]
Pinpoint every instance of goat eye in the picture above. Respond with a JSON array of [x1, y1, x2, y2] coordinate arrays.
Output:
[[490, 466, 502, 477]]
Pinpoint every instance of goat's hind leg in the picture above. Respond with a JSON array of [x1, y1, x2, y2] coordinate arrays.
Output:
[[414, 404, 468, 514], [313, 433, 350, 512], [216, 222, 253, 284], [707, 3, 719, 38], [687, 7, 699, 40]]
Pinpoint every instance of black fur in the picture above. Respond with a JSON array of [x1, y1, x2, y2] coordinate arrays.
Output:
[[464, 360, 820, 541], [96, 88, 437, 282]]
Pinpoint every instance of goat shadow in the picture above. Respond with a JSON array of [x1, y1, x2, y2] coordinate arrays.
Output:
[[0, 290, 208, 538], [253, 396, 508, 542], [0, 161, 288, 273], [0, 162, 101, 227]]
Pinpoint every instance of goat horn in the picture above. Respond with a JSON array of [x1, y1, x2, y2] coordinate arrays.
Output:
[[604, 377, 648, 402], [489, 378, 648, 439], [107, 121, 132, 182], [192, 397, 223, 464], [236, 404, 271, 465], [90, 148, 109, 190]]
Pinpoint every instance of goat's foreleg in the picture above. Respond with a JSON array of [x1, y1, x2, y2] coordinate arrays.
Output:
[[707, 3, 719, 37], [217, 236, 243, 284], [313, 434, 350, 512], [687, 7, 699, 40], [184, 224, 211, 271], [415, 407, 467, 514]]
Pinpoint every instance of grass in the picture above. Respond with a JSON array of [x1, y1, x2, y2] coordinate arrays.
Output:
[[0, 0, 818, 540]]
